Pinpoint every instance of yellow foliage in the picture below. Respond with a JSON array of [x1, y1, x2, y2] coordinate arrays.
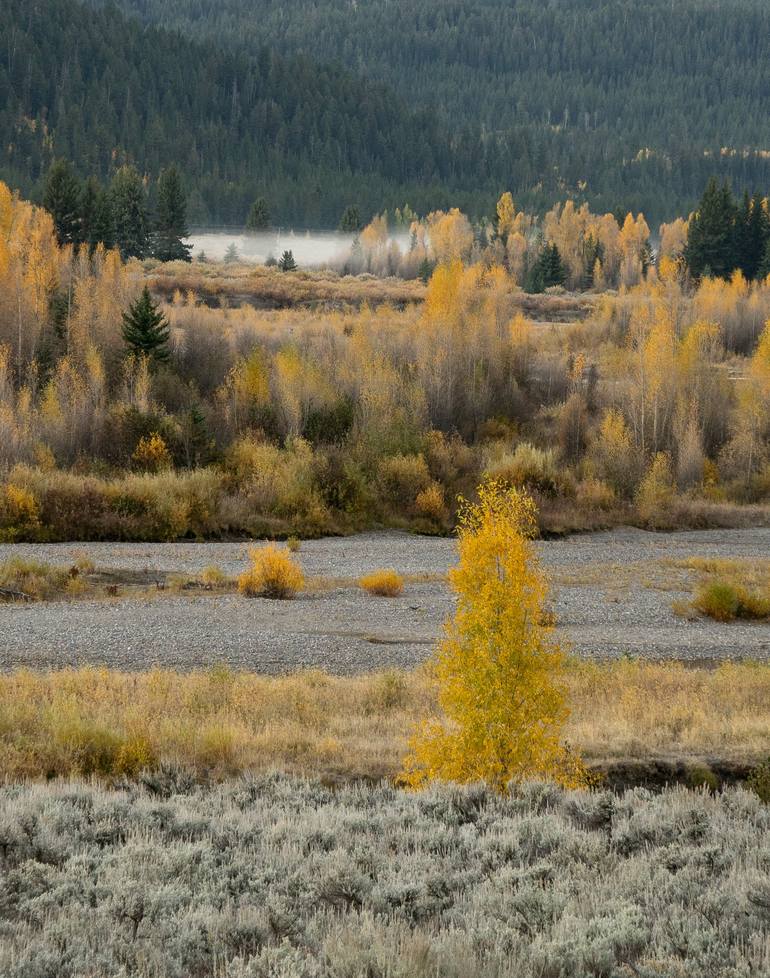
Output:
[[496, 191, 516, 241], [402, 481, 585, 791], [4, 483, 40, 527], [636, 451, 676, 526], [415, 481, 448, 522], [132, 432, 172, 472], [238, 544, 304, 599], [359, 569, 404, 597]]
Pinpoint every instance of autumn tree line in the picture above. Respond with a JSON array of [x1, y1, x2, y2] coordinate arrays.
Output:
[[345, 181, 770, 296], [1, 177, 770, 541]]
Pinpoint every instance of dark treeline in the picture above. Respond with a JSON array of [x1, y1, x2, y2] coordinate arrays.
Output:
[[86, 0, 770, 224], [686, 179, 770, 281], [2, 0, 511, 227], [44, 160, 192, 261]]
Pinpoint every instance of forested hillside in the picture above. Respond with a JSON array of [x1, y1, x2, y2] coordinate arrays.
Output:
[[0, 0, 507, 225], [92, 0, 770, 221]]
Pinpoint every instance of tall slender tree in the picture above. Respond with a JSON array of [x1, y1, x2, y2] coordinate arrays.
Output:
[[154, 166, 192, 262], [110, 165, 150, 260], [43, 160, 82, 246]]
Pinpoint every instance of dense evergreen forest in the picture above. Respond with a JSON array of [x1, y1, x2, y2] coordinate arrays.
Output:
[[87, 0, 770, 223], [1, 0, 508, 226], [4, 0, 770, 226]]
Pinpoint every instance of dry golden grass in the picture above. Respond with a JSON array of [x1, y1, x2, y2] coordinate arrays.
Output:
[[359, 569, 405, 597], [1, 660, 769, 781], [149, 263, 425, 309]]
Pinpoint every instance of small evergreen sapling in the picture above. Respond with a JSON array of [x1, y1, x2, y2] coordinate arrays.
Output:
[[122, 287, 171, 363]]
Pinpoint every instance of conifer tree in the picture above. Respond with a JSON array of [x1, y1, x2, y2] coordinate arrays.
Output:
[[91, 188, 116, 252], [527, 243, 566, 292], [224, 242, 240, 264], [339, 205, 362, 233], [278, 249, 297, 271], [43, 159, 82, 246], [246, 197, 271, 231], [110, 165, 150, 260], [154, 166, 192, 262], [122, 287, 170, 363], [759, 239, 770, 281], [684, 178, 737, 279]]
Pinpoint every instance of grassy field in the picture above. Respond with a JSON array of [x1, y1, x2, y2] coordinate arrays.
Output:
[[2, 661, 769, 782], [1, 774, 768, 978]]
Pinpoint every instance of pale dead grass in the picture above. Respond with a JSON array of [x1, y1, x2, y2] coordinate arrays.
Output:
[[1, 660, 769, 781]]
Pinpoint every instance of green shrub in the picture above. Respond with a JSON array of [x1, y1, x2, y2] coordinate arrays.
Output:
[[483, 442, 560, 494], [694, 581, 770, 622]]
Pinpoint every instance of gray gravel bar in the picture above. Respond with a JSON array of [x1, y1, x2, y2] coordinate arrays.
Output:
[[1, 527, 769, 672]]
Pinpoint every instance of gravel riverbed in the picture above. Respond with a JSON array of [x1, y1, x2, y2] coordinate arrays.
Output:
[[1, 527, 769, 672]]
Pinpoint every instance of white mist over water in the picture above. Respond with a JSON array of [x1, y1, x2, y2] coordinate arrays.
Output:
[[184, 230, 357, 266], [184, 229, 414, 267]]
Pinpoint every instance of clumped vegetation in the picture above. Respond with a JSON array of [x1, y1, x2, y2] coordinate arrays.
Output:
[[694, 581, 770, 622], [237, 545, 304, 599], [2, 661, 768, 782], [671, 557, 770, 621], [0, 774, 769, 978], [2, 183, 770, 542], [0, 557, 79, 601], [359, 569, 404, 597]]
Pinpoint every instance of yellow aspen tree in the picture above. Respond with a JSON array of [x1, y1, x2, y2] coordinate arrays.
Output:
[[496, 191, 516, 242], [426, 209, 474, 264], [402, 481, 585, 791]]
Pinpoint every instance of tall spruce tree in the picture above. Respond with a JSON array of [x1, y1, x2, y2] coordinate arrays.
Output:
[[110, 165, 150, 260], [339, 205, 363, 232], [122, 287, 170, 363], [684, 178, 738, 279], [246, 197, 271, 231], [527, 243, 566, 292], [154, 166, 192, 262], [43, 160, 83, 246]]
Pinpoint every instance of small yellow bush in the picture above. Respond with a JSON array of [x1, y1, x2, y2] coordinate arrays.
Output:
[[238, 544, 304, 599], [359, 569, 404, 597], [132, 432, 173, 472], [5, 483, 40, 527], [415, 482, 448, 522]]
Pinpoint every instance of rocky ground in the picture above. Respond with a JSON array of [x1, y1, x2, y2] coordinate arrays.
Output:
[[1, 527, 768, 672]]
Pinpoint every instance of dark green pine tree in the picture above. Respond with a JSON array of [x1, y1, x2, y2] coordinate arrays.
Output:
[[154, 166, 192, 262], [278, 249, 297, 271], [43, 159, 83, 246], [759, 239, 770, 281], [90, 188, 116, 252], [246, 197, 271, 231], [684, 178, 737, 279], [743, 193, 770, 280], [527, 243, 567, 292], [122, 287, 170, 363], [110, 165, 150, 260], [79, 177, 100, 250], [339, 205, 363, 232]]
